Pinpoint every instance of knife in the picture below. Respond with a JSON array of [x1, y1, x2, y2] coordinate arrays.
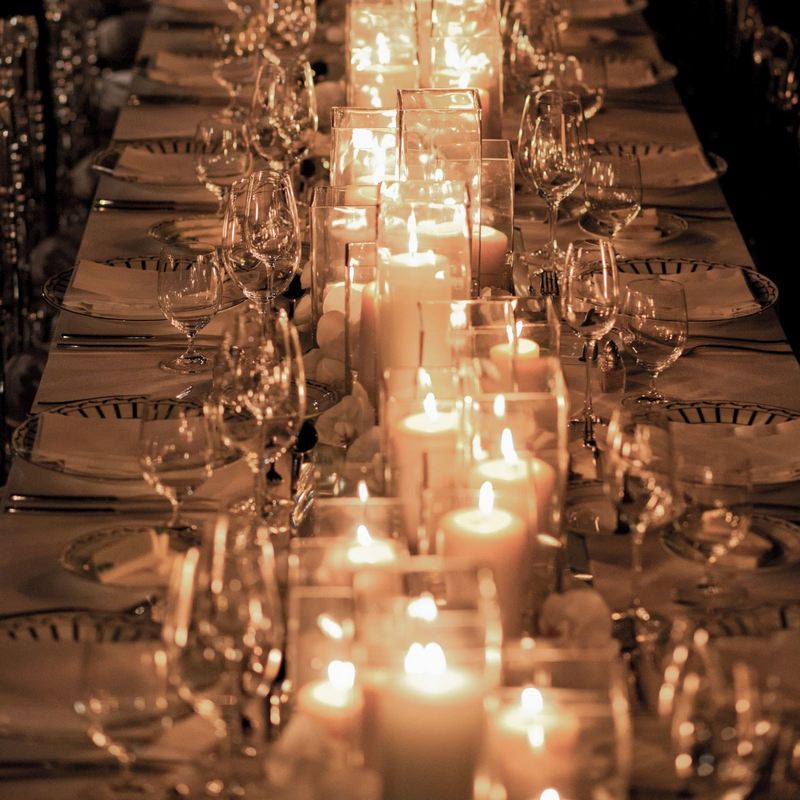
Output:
[[93, 199, 218, 213], [59, 333, 221, 342], [128, 93, 227, 107]]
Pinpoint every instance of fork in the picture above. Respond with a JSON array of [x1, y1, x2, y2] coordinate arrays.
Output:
[[682, 343, 795, 357], [539, 269, 560, 298]]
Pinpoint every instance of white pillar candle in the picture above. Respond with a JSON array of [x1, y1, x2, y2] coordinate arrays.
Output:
[[351, 64, 420, 108], [438, 481, 528, 637], [296, 659, 364, 738], [357, 280, 379, 403], [474, 225, 509, 288], [323, 280, 365, 318], [378, 642, 485, 800], [489, 328, 553, 392]]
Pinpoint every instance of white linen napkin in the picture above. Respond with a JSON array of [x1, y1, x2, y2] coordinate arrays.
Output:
[[605, 56, 656, 89], [638, 145, 717, 189], [113, 148, 197, 186], [161, 216, 224, 246], [148, 51, 219, 90], [619, 268, 760, 321], [64, 260, 161, 319]]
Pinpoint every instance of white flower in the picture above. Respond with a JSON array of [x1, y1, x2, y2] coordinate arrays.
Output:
[[316, 382, 375, 448]]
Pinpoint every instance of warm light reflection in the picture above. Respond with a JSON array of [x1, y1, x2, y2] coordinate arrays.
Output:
[[521, 687, 544, 714], [317, 614, 347, 640], [404, 642, 447, 675], [500, 428, 519, 467], [478, 481, 494, 516], [407, 594, 439, 621], [328, 659, 357, 692], [540, 790, 560, 800], [356, 523, 372, 546], [358, 480, 370, 503], [408, 210, 419, 256], [423, 392, 439, 420], [493, 394, 506, 417]]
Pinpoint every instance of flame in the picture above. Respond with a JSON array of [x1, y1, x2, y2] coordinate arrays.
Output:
[[540, 791, 560, 800], [500, 428, 520, 467], [450, 301, 468, 330], [376, 32, 391, 66], [358, 480, 370, 503], [327, 660, 356, 691], [478, 481, 494, 516], [317, 614, 346, 640], [423, 392, 438, 420], [408, 210, 418, 256], [407, 594, 438, 621], [521, 687, 544, 714], [472, 434, 488, 461], [493, 394, 506, 418], [418, 367, 432, 390], [506, 324, 515, 345], [516, 319, 524, 338], [404, 642, 447, 675], [356, 523, 372, 546]]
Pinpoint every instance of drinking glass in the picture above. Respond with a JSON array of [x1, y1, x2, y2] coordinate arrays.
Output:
[[672, 448, 752, 608], [249, 56, 318, 171], [604, 407, 677, 641], [517, 89, 586, 265], [157, 249, 223, 374], [620, 277, 688, 405], [264, 0, 316, 51], [562, 239, 619, 447], [193, 114, 253, 211], [581, 153, 643, 239], [139, 400, 214, 535], [243, 168, 302, 315], [162, 522, 284, 799], [543, 53, 608, 119], [213, 51, 262, 119], [74, 641, 181, 799]]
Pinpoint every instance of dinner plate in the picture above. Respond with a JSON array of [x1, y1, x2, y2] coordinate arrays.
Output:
[[568, 0, 647, 21], [662, 515, 800, 572], [579, 210, 688, 244], [616, 258, 778, 322], [600, 54, 678, 90], [662, 399, 800, 426], [565, 479, 618, 537], [43, 255, 244, 321], [104, 136, 194, 155], [91, 140, 198, 186], [0, 609, 161, 642], [590, 141, 727, 189], [148, 215, 224, 249]]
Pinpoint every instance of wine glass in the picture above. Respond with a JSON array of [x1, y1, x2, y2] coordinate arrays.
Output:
[[213, 51, 262, 119], [604, 407, 677, 641], [671, 447, 753, 608], [544, 53, 608, 120], [74, 641, 181, 799], [243, 168, 302, 315], [162, 521, 284, 799], [157, 248, 223, 374], [264, 0, 316, 51], [562, 239, 619, 447], [249, 56, 318, 172], [517, 89, 586, 265], [193, 114, 253, 212], [620, 277, 688, 405], [139, 399, 214, 535], [581, 152, 643, 239]]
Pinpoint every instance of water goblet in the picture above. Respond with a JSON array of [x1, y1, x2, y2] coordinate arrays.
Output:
[[581, 152, 643, 239], [562, 239, 619, 447], [157, 248, 223, 374], [620, 277, 688, 406], [193, 114, 253, 212]]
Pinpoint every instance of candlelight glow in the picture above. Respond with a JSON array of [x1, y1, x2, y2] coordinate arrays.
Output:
[[471, 434, 488, 461], [500, 428, 520, 467], [423, 392, 439, 420], [516, 319, 524, 338], [418, 367, 432, 390], [408, 210, 418, 256], [450, 301, 468, 330], [404, 642, 447, 675], [328, 659, 357, 692], [527, 724, 545, 748], [317, 614, 347, 640], [358, 480, 370, 503], [478, 481, 494, 516], [540, 791, 560, 800], [407, 594, 439, 621], [493, 394, 506, 417], [506, 324, 515, 345], [442, 39, 491, 83], [356, 523, 373, 546], [376, 32, 391, 66], [521, 687, 544, 713]]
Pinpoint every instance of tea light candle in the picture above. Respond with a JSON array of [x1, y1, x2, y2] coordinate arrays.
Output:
[[489, 324, 551, 391], [438, 482, 528, 637], [475, 225, 509, 288], [296, 659, 364, 738], [379, 642, 485, 800]]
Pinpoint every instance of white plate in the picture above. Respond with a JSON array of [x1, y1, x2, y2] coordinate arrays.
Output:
[[148, 215, 224, 250], [91, 141, 198, 187], [579, 210, 688, 244]]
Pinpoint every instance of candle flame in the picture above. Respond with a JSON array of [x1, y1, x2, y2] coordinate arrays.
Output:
[[318, 614, 347, 640], [540, 791, 560, 800], [407, 594, 439, 621], [356, 523, 372, 546], [501, 428, 520, 467], [450, 301, 468, 330], [493, 394, 506, 418], [478, 481, 494, 516], [408, 210, 418, 256], [423, 392, 438, 420], [471, 434, 488, 461], [328, 660, 356, 691], [516, 319, 524, 338], [358, 480, 370, 503], [418, 367, 432, 390], [506, 323, 515, 345], [527, 724, 545, 749], [404, 642, 447, 675], [521, 687, 544, 713]]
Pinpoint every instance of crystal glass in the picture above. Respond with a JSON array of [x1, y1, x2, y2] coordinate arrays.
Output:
[[603, 407, 677, 642], [74, 641, 180, 799], [517, 89, 586, 264], [620, 277, 688, 405], [193, 114, 253, 211], [213, 51, 262, 119], [264, 0, 316, 51], [539, 53, 608, 120], [157, 248, 223, 373], [479, 139, 515, 291], [563, 239, 619, 446], [672, 447, 752, 608], [581, 152, 642, 239], [243, 168, 302, 316], [162, 522, 284, 799], [329, 107, 398, 187]]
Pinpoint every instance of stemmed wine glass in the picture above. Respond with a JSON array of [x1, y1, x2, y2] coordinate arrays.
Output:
[[581, 152, 643, 239], [249, 56, 318, 172], [162, 520, 284, 799], [563, 239, 619, 447], [157, 248, 223, 374], [74, 641, 183, 799], [671, 447, 753, 608], [517, 89, 586, 265], [264, 0, 316, 51], [213, 51, 262, 119], [604, 407, 677, 641], [139, 399, 214, 536], [243, 168, 302, 316], [620, 277, 688, 405], [193, 114, 253, 212]]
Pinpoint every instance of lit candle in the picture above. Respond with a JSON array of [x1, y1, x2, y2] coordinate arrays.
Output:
[[323, 280, 365, 318], [350, 34, 420, 109], [474, 225, 509, 288], [489, 322, 552, 391], [487, 688, 579, 800], [378, 642, 485, 800], [357, 280, 379, 402], [296, 659, 364, 737], [438, 481, 528, 637]]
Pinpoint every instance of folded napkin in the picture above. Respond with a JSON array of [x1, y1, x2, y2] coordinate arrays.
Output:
[[113, 147, 197, 186], [672, 417, 800, 485], [638, 145, 717, 189], [159, 215, 224, 247], [64, 259, 161, 319], [620, 267, 759, 321], [148, 51, 218, 90]]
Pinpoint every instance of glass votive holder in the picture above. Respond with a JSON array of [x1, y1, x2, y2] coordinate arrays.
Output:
[[344, 241, 379, 402], [376, 179, 472, 372], [348, 36, 421, 109], [513, 295, 561, 357], [479, 139, 515, 291], [301, 495, 410, 544], [330, 107, 398, 187]]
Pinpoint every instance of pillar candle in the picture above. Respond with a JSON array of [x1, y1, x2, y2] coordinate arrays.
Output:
[[475, 225, 509, 288], [357, 280, 379, 402], [489, 334, 553, 392], [296, 659, 364, 738]]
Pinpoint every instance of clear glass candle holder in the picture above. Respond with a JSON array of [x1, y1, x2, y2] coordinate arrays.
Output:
[[330, 107, 399, 187], [479, 139, 515, 291], [348, 37, 420, 109], [344, 241, 379, 402]]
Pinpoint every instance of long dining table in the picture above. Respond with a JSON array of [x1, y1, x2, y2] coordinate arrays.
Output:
[[1, 2, 800, 798]]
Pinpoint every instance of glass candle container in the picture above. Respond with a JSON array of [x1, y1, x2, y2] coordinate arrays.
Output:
[[479, 139, 515, 290], [330, 107, 399, 187]]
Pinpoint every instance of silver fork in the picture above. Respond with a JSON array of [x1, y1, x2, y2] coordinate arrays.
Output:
[[539, 269, 560, 298]]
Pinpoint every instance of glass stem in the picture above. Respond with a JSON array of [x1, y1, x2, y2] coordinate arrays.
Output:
[[548, 199, 561, 257], [630, 525, 645, 611], [167, 495, 182, 530], [252, 422, 268, 520], [583, 337, 596, 446], [181, 331, 199, 363], [646, 371, 661, 399]]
